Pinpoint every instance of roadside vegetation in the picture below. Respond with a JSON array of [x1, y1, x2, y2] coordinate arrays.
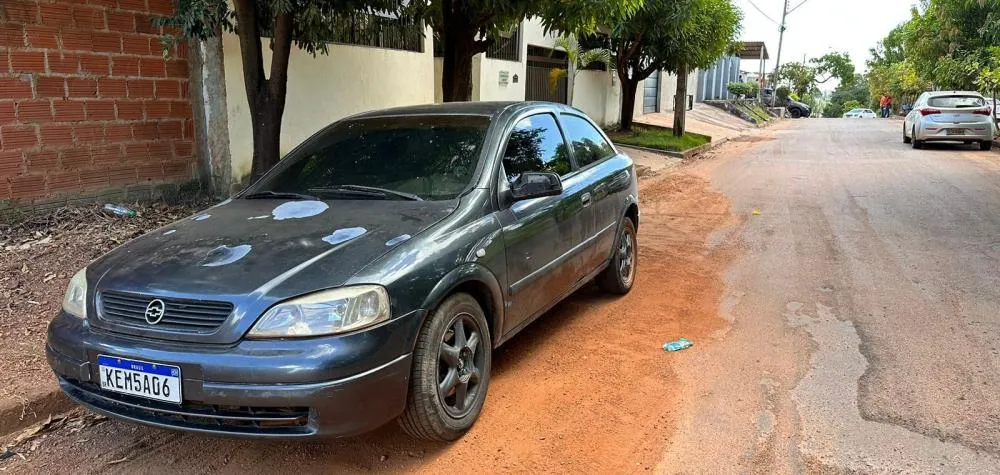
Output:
[[609, 126, 711, 152]]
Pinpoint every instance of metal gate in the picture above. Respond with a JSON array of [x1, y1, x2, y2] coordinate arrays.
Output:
[[643, 70, 660, 113], [525, 47, 568, 104]]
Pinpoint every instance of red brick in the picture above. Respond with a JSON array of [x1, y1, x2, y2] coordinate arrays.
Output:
[[168, 101, 191, 118], [54, 100, 86, 122], [126, 79, 154, 98], [3, 1, 40, 24], [138, 57, 165, 77], [25, 26, 59, 49], [108, 164, 136, 185], [73, 124, 102, 144], [38, 3, 73, 27], [183, 118, 194, 139], [0, 102, 15, 122], [152, 79, 179, 99], [92, 144, 123, 164], [10, 174, 46, 198], [122, 34, 150, 56], [157, 120, 182, 138], [106, 11, 135, 32], [172, 140, 192, 158], [146, 142, 171, 160], [16, 100, 52, 122], [47, 53, 79, 74], [123, 142, 146, 160], [92, 32, 121, 53], [111, 56, 139, 76], [180, 81, 189, 99], [61, 29, 93, 51], [79, 54, 110, 75], [62, 149, 92, 170], [35, 76, 65, 98], [164, 59, 188, 78], [0, 25, 25, 48], [132, 122, 157, 140], [80, 168, 109, 189], [67, 78, 98, 98], [0, 52, 8, 74], [147, 0, 174, 15], [163, 159, 191, 179], [105, 123, 131, 142], [144, 101, 169, 118], [40, 124, 74, 146], [0, 151, 23, 176], [115, 100, 142, 119], [25, 150, 59, 171], [136, 162, 162, 181], [98, 78, 127, 98], [83, 100, 115, 121], [88, 0, 117, 7], [10, 51, 45, 73], [72, 6, 106, 29], [118, 0, 148, 12], [1, 125, 38, 150], [48, 171, 81, 193], [134, 14, 155, 34]]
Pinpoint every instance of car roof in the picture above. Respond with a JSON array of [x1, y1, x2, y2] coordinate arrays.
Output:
[[925, 91, 983, 97], [346, 101, 573, 120]]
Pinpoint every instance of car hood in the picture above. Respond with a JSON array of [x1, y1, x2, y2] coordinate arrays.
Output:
[[91, 198, 458, 300]]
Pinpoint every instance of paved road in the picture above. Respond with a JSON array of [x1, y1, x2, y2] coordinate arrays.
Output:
[[4, 118, 1000, 473]]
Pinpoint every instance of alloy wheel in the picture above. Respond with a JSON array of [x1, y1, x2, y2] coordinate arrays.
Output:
[[618, 227, 636, 287], [437, 313, 485, 418]]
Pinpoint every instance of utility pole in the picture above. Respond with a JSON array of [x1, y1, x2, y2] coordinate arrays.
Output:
[[771, 0, 790, 107]]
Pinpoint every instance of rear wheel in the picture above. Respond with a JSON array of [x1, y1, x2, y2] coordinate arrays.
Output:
[[981, 141, 993, 151], [399, 293, 491, 441], [597, 218, 637, 294], [903, 124, 911, 144], [911, 127, 923, 149], [789, 108, 803, 119]]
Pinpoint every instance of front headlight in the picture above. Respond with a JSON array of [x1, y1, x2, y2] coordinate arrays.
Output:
[[62, 268, 88, 319], [248, 285, 390, 338]]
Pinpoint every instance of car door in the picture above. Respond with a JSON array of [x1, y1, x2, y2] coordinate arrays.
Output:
[[557, 112, 626, 273], [495, 112, 591, 335]]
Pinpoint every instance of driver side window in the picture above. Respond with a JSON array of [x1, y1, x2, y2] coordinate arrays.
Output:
[[501, 114, 572, 184]]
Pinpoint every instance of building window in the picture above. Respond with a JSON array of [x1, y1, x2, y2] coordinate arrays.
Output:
[[325, 11, 424, 53], [486, 27, 521, 62]]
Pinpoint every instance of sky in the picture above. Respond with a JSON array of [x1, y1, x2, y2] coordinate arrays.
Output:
[[734, 0, 917, 90]]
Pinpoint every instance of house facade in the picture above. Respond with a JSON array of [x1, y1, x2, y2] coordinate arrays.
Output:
[[1, 2, 698, 205]]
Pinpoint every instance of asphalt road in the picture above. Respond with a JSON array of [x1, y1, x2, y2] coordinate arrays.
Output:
[[4, 118, 1000, 473]]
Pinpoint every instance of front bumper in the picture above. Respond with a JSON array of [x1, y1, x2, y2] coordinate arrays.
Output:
[[46, 310, 423, 438]]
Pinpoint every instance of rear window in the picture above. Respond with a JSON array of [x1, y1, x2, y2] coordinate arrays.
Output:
[[928, 96, 985, 108]]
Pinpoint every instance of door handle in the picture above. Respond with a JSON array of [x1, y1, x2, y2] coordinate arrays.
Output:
[[581, 192, 592, 207]]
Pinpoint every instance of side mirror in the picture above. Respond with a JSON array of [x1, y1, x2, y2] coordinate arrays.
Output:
[[510, 172, 563, 202]]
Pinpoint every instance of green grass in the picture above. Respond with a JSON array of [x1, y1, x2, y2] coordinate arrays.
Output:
[[608, 125, 711, 152]]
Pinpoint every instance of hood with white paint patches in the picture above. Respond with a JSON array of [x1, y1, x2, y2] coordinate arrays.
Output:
[[88, 198, 458, 343]]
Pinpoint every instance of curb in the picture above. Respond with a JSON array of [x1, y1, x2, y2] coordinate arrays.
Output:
[[1, 387, 72, 438], [616, 136, 731, 160]]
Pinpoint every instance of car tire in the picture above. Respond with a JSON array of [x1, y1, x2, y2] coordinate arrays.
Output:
[[789, 108, 803, 119], [903, 125, 911, 144], [911, 127, 923, 149], [399, 292, 491, 441], [597, 217, 637, 294], [980, 141, 993, 151]]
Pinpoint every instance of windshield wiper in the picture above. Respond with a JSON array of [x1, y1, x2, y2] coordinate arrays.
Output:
[[242, 191, 319, 200], [309, 185, 423, 201]]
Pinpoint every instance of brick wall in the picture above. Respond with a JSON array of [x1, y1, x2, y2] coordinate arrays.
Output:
[[0, 0, 196, 204]]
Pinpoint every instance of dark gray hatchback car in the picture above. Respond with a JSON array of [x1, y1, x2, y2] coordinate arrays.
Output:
[[46, 101, 640, 441]]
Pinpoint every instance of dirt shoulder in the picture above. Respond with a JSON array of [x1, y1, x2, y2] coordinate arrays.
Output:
[[0, 201, 210, 437]]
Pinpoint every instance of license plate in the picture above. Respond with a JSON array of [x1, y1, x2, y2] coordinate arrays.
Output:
[[946, 128, 966, 135], [98, 355, 182, 403]]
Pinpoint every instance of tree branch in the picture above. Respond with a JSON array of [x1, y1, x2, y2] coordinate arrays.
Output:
[[233, 0, 264, 103], [269, 10, 293, 103]]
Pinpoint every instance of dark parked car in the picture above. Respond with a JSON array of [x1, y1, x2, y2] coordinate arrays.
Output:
[[46, 102, 640, 441], [758, 88, 811, 118]]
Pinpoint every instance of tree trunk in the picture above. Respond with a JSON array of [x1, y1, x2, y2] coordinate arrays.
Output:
[[619, 77, 640, 131], [673, 64, 689, 137], [250, 99, 283, 183], [441, 33, 477, 102]]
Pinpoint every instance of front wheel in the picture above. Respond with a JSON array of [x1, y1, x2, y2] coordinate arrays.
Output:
[[399, 293, 491, 441], [597, 217, 637, 294], [981, 141, 993, 151], [789, 108, 803, 119]]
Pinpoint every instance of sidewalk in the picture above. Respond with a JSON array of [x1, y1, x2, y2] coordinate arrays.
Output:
[[635, 103, 756, 143]]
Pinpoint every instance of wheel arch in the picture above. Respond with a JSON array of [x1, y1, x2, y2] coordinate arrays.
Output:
[[419, 263, 505, 349]]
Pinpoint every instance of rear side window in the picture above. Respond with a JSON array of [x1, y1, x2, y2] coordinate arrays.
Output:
[[928, 96, 985, 108], [560, 114, 616, 167], [502, 114, 572, 182]]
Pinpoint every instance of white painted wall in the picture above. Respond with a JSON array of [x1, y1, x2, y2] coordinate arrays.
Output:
[[222, 29, 435, 182], [473, 55, 525, 101], [522, 18, 558, 49]]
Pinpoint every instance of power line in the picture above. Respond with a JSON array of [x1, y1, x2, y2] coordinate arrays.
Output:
[[746, 0, 780, 26], [787, 0, 814, 15]]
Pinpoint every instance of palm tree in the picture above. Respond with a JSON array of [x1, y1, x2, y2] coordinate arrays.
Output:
[[549, 36, 613, 106]]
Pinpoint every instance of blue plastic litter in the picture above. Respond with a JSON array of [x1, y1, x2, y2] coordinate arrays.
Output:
[[663, 338, 693, 352]]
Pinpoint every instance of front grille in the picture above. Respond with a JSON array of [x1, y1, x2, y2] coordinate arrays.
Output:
[[99, 291, 233, 333], [61, 378, 312, 435]]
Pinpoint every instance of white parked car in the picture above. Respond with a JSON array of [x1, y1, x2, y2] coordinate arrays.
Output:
[[843, 108, 877, 118], [903, 91, 994, 150]]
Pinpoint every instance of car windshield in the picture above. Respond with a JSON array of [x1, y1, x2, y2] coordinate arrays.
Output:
[[849, 109, 863, 113], [246, 115, 490, 201], [928, 95, 985, 108]]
